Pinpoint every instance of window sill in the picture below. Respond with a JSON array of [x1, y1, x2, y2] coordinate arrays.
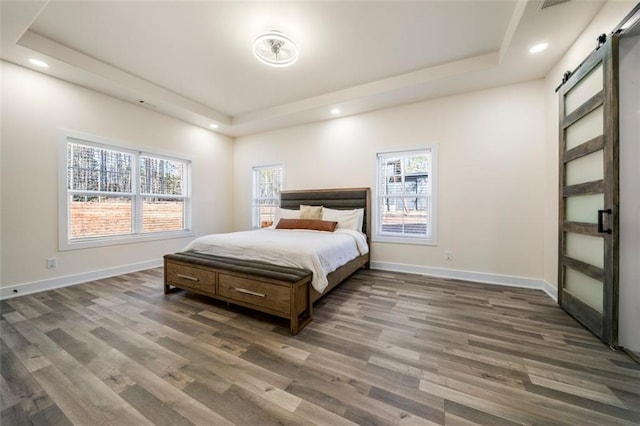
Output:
[[372, 234, 437, 246], [59, 230, 195, 251]]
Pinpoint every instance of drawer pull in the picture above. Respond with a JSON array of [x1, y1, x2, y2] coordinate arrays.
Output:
[[234, 287, 266, 298], [177, 273, 199, 282]]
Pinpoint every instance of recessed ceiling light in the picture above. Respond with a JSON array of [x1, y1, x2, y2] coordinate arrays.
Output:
[[529, 43, 548, 54], [331, 108, 341, 115], [209, 123, 219, 129], [29, 58, 49, 68]]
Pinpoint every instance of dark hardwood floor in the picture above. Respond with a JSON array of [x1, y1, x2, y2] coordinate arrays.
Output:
[[1, 268, 639, 425]]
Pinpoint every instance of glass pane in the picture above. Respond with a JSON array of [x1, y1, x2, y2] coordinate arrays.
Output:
[[565, 106, 603, 151], [70, 195, 133, 239], [566, 194, 604, 223], [378, 149, 433, 238], [255, 167, 283, 199], [378, 151, 431, 197], [256, 200, 278, 228], [379, 196, 430, 237], [379, 156, 402, 196], [140, 156, 186, 196], [67, 142, 132, 192], [252, 166, 283, 227], [565, 232, 604, 269], [565, 63, 603, 115], [143, 198, 184, 233], [565, 149, 603, 186], [565, 266, 603, 313]]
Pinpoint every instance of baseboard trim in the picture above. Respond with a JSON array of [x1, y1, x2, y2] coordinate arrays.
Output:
[[620, 347, 640, 365], [0, 259, 163, 300], [371, 261, 553, 296], [541, 280, 558, 302], [2, 259, 559, 303]]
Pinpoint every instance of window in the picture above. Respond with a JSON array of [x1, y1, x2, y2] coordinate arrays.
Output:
[[59, 131, 191, 250], [252, 165, 284, 228], [374, 146, 437, 245]]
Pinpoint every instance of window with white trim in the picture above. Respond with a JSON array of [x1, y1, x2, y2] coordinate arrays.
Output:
[[374, 146, 437, 245], [59, 132, 191, 250], [252, 165, 284, 228]]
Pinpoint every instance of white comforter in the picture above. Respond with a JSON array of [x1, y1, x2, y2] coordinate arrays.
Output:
[[183, 228, 369, 293]]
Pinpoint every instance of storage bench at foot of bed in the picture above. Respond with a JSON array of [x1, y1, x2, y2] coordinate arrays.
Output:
[[164, 252, 313, 335]]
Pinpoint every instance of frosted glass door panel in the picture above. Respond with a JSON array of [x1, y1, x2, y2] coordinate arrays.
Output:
[[565, 150, 604, 186], [566, 194, 604, 223], [565, 106, 604, 151], [565, 267, 603, 313], [565, 64, 603, 115], [558, 36, 616, 347], [565, 232, 604, 269]]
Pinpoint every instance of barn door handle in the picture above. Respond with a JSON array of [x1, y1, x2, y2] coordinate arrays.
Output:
[[597, 209, 612, 234]]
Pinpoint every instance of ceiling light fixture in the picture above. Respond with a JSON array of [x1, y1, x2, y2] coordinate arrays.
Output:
[[529, 43, 548, 54], [209, 123, 219, 129], [29, 58, 49, 68], [331, 108, 341, 115], [253, 31, 298, 67]]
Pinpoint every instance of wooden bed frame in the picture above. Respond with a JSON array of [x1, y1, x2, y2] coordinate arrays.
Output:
[[279, 187, 371, 302], [164, 187, 370, 334]]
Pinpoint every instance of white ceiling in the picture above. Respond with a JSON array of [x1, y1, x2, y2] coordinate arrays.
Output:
[[1, 0, 616, 137]]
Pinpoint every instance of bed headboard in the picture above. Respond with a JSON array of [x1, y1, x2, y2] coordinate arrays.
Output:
[[280, 187, 371, 240]]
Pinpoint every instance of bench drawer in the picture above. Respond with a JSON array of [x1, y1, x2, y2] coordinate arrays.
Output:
[[166, 261, 216, 295], [218, 274, 290, 314]]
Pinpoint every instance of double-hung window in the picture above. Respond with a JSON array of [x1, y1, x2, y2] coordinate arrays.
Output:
[[374, 146, 437, 245], [252, 165, 284, 228], [59, 131, 191, 250]]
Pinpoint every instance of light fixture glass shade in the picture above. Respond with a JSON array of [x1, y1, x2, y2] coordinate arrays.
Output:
[[253, 31, 298, 67]]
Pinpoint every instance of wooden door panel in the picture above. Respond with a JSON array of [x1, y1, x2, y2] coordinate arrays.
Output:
[[558, 35, 619, 347]]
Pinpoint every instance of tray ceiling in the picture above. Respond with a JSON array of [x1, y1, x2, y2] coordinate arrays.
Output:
[[1, 1, 614, 136]]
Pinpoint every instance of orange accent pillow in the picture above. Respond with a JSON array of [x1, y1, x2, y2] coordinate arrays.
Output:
[[275, 218, 338, 232]]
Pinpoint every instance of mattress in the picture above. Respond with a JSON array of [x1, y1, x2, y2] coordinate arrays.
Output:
[[183, 228, 369, 293]]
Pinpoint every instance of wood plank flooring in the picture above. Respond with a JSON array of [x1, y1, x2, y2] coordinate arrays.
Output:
[[1, 268, 639, 425]]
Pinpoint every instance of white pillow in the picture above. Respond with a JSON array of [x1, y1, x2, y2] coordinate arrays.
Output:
[[272, 207, 300, 227], [322, 207, 364, 232]]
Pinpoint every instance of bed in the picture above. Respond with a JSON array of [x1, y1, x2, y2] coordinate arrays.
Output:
[[163, 187, 370, 334]]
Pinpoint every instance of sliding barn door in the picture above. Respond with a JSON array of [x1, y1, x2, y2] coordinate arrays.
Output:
[[558, 35, 619, 347]]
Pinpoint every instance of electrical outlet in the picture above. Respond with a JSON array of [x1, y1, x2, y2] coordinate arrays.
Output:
[[46, 257, 57, 269], [445, 250, 453, 261]]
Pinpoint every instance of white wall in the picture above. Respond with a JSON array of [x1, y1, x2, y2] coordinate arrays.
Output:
[[1, 61, 234, 291], [619, 33, 640, 352], [234, 80, 546, 282]]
